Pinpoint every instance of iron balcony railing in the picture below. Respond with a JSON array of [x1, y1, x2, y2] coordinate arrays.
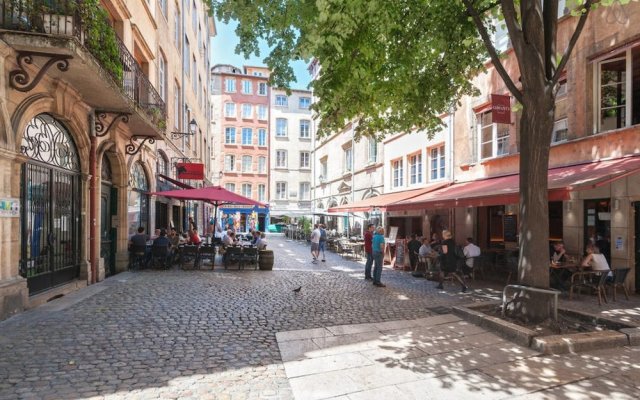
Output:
[[0, 0, 166, 129]]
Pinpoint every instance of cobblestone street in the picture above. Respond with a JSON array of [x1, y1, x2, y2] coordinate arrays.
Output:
[[0, 235, 638, 400]]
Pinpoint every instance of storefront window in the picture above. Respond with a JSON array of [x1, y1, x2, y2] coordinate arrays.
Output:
[[128, 162, 149, 237]]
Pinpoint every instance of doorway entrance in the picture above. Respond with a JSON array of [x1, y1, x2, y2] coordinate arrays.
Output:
[[100, 155, 117, 277]]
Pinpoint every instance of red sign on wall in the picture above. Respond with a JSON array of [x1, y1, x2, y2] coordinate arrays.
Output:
[[491, 94, 511, 124], [176, 163, 204, 180]]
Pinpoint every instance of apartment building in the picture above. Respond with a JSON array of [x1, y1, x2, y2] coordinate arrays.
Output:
[[0, 0, 214, 319], [211, 64, 270, 231], [269, 88, 313, 220]]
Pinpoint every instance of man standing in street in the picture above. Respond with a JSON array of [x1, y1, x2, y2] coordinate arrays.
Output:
[[319, 224, 327, 262], [372, 226, 386, 287], [364, 224, 375, 280], [310, 224, 321, 264]]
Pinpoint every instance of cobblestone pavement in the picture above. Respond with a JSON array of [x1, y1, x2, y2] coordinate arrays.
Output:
[[0, 235, 479, 400]]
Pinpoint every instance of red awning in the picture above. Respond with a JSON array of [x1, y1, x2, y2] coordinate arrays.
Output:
[[387, 156, 640, 211], [328, 182, 449, 213], [158, 174, 194, 190], [150, 186, 267, 208]]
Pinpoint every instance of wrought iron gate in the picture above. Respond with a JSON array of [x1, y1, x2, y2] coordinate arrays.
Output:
[[19, 114, 81, 295]]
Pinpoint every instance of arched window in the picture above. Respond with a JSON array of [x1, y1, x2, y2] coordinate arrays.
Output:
[[157, 151, 169, 176], [128, 162, 150, 236]]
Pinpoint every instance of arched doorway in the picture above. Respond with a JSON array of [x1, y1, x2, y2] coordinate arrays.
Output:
[[128, 162, 150, 237], [19, 114, 81, 294], [100, 155, 117, 277]]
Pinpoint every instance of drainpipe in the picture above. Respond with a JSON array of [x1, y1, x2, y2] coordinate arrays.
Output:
[[89, 112, 97, 284]]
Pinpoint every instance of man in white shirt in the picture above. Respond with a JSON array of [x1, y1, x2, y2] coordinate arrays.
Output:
[[310, 224, 321, 263], [463, 237, 482, 269]]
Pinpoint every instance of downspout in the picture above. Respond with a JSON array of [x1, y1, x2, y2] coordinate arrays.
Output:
[[89, 111, 97, 284]]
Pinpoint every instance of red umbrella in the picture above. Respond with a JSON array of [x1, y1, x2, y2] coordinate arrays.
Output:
[[151, 186, 267, 232]]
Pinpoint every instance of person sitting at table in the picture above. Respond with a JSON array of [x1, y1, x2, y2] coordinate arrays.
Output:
[[436, 230, 468, 293], [407, 234, 422, 270], [581, 243, 611, 273], [551, 241, 567, 263], [223, 231, 235, 246], [430, 232, 442, 253], [178, 232, 188, 245], [255, 232, 267, 250], [463, 237, 481, 272], [418, 238, 433, 258], [251, 230, 260, 245], [188, 229, 202, 246], [167, 228, 180, 264], [129, 227, 150, 267]]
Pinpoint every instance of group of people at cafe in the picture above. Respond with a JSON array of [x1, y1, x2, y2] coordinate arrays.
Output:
[[550, 239, 612, 290]]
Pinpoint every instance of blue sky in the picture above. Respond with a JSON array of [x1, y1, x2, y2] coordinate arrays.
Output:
[[211, 20, 312, 90]]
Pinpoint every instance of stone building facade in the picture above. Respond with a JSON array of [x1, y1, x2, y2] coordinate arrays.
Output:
[[0, 0, 214, 319]]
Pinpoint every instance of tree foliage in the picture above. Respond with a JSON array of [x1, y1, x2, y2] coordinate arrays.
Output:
[[212, 0, 487, 139]]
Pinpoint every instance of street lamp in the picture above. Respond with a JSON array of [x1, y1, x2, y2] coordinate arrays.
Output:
[[171, 119, 197, 139]]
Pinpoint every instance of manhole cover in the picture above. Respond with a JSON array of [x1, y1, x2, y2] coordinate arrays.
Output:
[[427, 306, 450, 315]]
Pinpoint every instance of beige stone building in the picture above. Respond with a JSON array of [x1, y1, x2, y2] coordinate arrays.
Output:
[[0, 0, 215, 319]]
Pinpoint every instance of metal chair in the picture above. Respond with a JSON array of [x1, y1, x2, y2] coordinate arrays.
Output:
[[606, 268, 630, 301], [198, 245, 216, 270], [128, 244, 147, 270], [240, 247, 259, 270], [338, 240, 355, 260], [223, 246, 243, 269], [149, 245, 170, 269], [570, 270, 609, 306], [180, 245, 199, 270]]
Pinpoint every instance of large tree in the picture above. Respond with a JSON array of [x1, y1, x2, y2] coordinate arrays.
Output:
[[211, 0, 626, 319]]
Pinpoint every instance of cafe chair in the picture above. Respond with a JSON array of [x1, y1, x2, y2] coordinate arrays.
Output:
[[569, 270, 609, 306], [128, 244, 147, 271], [149, 245, 170, 269], [337, 240, 355, 260], [606, 268, 631, 301], [240, 247, 259, 270], [180, 245, 199, 270], [224, 246, 243, 269], [198, 245, 216, 270]]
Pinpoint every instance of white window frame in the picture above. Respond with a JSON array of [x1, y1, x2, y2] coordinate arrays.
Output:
[[158, 53, 166, 100], [258, 82, 267, 96], [368, 138, 377, 163], [276, 118, 288, 137], [409, 153, 422, 185], [174, 9, 180, 49], [300, 151, 310, 169], [225, 127, 236, 144], [258, 129, 267, 146], [224, 102, 236, 118], [258, 156, 266, 173], [225, 78, 236, 93], [257, 105, 268, 120], [258, 184, 266, 202], [299, 119, 310, 138], [299, 182, 310, 200], [242, 80, 252, 94], [275, 95, 288, 107], [242, 104, 252, 119], [241, 184, 252, 198], [276, 182, 287, 200], [241, 128, 253, 145], [430, 145, 446, 181], [477, 110, 510, 160], [299, 97, 311, 109], [343, 147, 353, 173], [552, 118, 569, 143], [392, 159, 404, 188], [173, 82, 180, 129], [595, 48, 636, 133], [225, 182, 236, 192], [276, 150, 288, 168], [224, 155, 236, 171], [184, 38, 190, 77], [242, 156, 252, 172]]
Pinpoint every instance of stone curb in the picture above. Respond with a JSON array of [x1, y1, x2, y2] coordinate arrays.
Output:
[[452, 303, 536, 347], [531, 330, 629, 355], [620, 327, 640, 346]]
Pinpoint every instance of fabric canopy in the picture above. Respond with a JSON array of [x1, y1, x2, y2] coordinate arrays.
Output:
[[158, 174, 194, 190], [151, 186, 266, 208], [327, 182, 449, 213], [387, 156, 640, 211]]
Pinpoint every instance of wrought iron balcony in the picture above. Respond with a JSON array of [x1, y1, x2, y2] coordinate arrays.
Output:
[[0, 0, 166, 131]]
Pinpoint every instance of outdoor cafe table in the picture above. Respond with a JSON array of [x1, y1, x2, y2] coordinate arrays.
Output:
[[549, 261, 587, 290]]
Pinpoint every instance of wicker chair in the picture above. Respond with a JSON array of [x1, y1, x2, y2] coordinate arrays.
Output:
[[606, 268, 630, 301]]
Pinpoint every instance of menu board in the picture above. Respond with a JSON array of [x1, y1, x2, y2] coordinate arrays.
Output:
[[393, 239, 407, 269], [504, 214, 518, 242], [387, 226, 398, 242]]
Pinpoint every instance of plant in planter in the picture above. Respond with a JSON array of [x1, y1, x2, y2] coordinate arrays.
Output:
[[299, 216, 312, 239]]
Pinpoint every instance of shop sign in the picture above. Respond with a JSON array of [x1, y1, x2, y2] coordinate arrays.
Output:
[[0, 198, 20, 218], [491, 94, 511, 124], [176, 163, 204, 180]]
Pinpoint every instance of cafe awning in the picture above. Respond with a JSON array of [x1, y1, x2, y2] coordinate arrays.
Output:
[[327, 182, 449, 213], [387, 155, 640, 211], [158, 174, 194, 190]]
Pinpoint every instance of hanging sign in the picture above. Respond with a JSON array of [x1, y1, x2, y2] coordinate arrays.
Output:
[[176, 163, 204, 180], [491, 94, 511, 124], [0, 198, 20, 218]]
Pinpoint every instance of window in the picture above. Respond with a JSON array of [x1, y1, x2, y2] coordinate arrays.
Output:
[[596, 46, 640, 132], [552, 118, 569, 143], [258, 82, 267, 96], [257, 184, 266, 202], [300, 151, 310, 168], [224, 155, 235, 171], [225, 183, 236, 192], [241, 184, 252, 198], [392, 159, 404, 188], [225, 127, 236, 144], [158, 53, 166, 100], [242, 104, 252, 119], [299, 182, 310, 200], [409, 153, 422, 184], [477, 110, 510, 159], [258, 156, 266, 173], [257, 105, 268, 120], [320, 159, 328, 180], [343, 147, 353, 173], [276, 118, 288, 137], [276, 182, 287, 199], [242, 156, 252, 172], [430, 145, 445, 180], [184, 38, 190, 77], [241, 128, 253, 145], [276, 150, 287, 168], [275, 95, 288, 106], [242, 80, 252, 94], [192, 55, 197, 93], [299, 97, 311, 109], [173, 82, 180, 129], [191, 1, 197, 32], [368, 138, 377, 163], [224, 103, 236, 118], [299, 119, 310, 138], [258, 129, 267, 146], [225, 78, 236, 93], [174, 9, 180, 49]]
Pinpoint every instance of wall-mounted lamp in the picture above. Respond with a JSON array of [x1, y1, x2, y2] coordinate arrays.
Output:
[[170, 119, 197, 139], [566, 201, 572, 211], [466, 206, 472, 215], [614, 199, 620, 210]]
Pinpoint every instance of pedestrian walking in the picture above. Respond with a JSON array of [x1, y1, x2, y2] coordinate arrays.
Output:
[[372, 226, 386, 287], [310, 224, 321, 263], [436, 230, 467, 292], [363, 223, 374, 280], [319, 224, 327, 262]]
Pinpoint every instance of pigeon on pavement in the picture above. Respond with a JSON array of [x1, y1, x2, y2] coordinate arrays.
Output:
[[293, 286, 302, 293]]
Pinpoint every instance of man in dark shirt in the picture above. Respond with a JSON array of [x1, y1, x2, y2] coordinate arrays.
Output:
[[129, 227, 148, 249], [407, 234, 422, 271], [129, 227, 149, 268], [153, 229, 171, 248], [364, 224, 375, 280]]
